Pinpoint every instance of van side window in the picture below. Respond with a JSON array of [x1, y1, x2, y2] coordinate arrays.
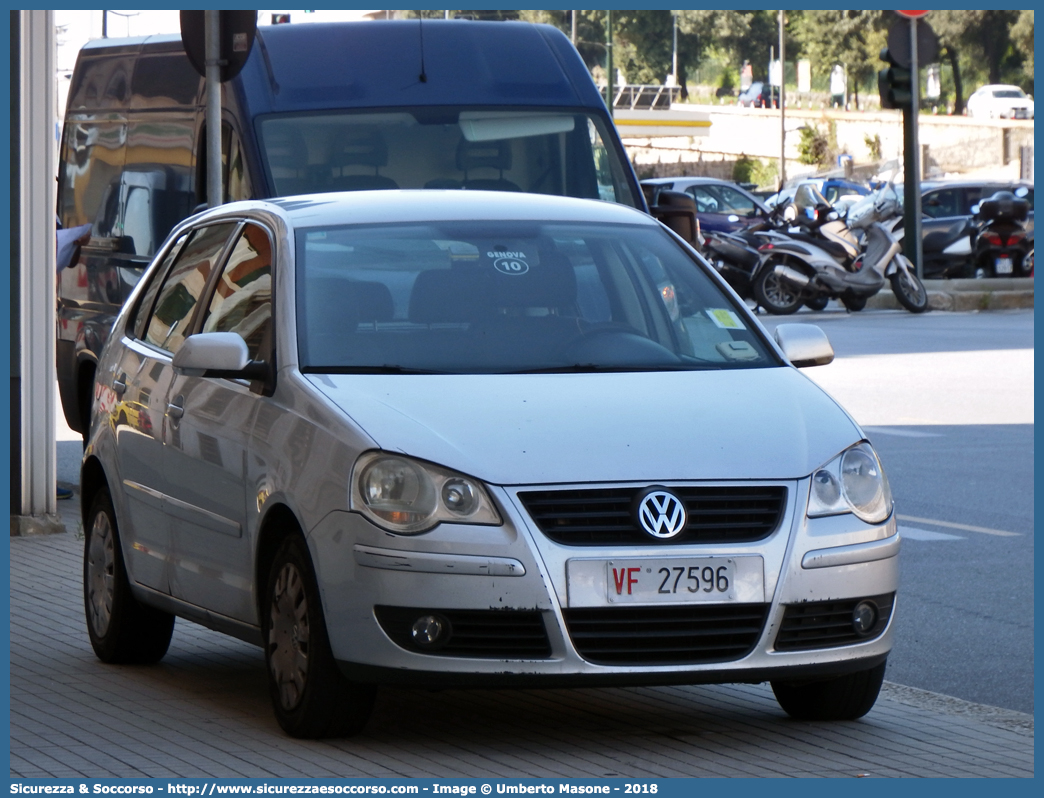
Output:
[[200, 223, 273, 361], [143, 223, 238, 354], [57, 121, 128, 235]]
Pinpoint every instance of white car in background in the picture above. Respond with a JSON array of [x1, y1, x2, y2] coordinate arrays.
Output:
[[966, 84, 1034, 120]]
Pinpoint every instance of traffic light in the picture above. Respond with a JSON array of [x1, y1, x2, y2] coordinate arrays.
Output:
[[878, 47, 912, 109]]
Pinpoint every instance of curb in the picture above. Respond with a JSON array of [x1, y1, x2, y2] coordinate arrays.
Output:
[[866, 277, 1034, 311]]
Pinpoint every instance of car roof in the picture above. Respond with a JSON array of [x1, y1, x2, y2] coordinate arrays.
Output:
[[640, 177, 737, 187], [201, 190, 659, 229], [920, 178, 1033, 191]]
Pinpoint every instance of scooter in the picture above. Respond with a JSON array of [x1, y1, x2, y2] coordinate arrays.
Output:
[[702, 207, 831, 310], [752, 181, 929, 314], [970, 189, 1033, 278]]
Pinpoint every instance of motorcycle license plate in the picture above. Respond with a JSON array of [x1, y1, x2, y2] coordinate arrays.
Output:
[[995, 256, 1013, 275]]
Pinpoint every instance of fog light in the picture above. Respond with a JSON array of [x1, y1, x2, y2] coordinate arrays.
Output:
[[411, 614, 449, 648], [852, 601, 878, 635]]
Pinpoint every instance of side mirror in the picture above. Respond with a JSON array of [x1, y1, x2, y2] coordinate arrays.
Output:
[[773, 323, 834, 367], [172, 332, 269, 381], [1015, 186, 1029, 198], [970, 203, 981, 215]]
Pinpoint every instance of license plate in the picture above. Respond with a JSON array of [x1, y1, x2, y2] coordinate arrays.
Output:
[[607, 557, 737, 603], [996, 256, 1013, 275]]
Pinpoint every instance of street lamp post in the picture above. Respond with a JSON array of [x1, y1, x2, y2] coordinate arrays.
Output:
[[671, 12, 678, 86], [606, 10, 613, 118], [779, 9, 786, 187]]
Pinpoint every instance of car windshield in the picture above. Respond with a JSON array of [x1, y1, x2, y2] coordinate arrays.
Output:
[[259, 109, 637, 208], [296, 220, 775, 374], [993, 89, 1026, 98], [688, 184, 762, 216], [793, 184, 829, 210]]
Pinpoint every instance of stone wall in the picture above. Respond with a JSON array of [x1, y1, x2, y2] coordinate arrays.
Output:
[[625, 105, 1034, 182]]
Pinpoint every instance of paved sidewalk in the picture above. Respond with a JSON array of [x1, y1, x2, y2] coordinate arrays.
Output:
[[9, 514, 1033, 779]]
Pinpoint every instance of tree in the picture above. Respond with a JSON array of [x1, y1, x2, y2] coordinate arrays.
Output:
[[792, 11, 887, 107], [931, 10, 1020, 102], [1009, 10, 1034, 92], [676, 10, 779, 81]]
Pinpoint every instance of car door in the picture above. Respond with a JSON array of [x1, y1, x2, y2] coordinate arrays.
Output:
[[161, 221, 274, 623], [116, 221, 240, 594], [108, 231, 190, 593]]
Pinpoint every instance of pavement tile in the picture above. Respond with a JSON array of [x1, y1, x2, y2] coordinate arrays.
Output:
[[9, 531, 1034, 779]]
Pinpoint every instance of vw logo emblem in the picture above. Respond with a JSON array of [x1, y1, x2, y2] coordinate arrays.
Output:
[[636, 489, 687, 539]]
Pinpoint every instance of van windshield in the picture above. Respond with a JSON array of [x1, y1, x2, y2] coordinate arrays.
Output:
[[259, 109, 637, 208], [296, 220, 775, 374]]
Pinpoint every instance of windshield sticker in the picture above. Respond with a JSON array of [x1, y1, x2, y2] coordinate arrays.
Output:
[[706, 309, 746, 330], [491, 252, 530, 275]]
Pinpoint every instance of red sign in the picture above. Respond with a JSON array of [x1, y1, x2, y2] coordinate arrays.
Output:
[[896, 10, 930, 18]]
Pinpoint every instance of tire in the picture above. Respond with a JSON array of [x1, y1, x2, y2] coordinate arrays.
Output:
[[83, 488, 175, 664], [1022, 248, 1033, 277], [263, 535, 376, 738], [890, 267, 929, 313], [772, 661, 887, 721], [841, 294, 867, 312], [753, 263, 804, 315], [804, 295, 829, 311]]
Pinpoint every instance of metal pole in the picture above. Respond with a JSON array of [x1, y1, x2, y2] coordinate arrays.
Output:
[[205, 10, 222, 209], [909, 18, 923, 279], [102, 10, 107, 38], [571, 10, 577, 46], [606, 10, 613, 119], [672, 13, 678, 84], [779, 9, 786, 187]]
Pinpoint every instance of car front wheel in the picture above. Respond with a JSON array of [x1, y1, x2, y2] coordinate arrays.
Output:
[[263, 534, 376, 738], [83, 487, 175, 664], [771, 660, 887, 721]]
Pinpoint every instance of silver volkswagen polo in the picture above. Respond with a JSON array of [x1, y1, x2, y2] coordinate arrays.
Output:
[[82, 191, 899, 738]]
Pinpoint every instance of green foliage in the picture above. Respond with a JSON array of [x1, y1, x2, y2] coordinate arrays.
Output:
[[864, 133, 882, 162], [797, 125, 830, 167], [733, 155, 778, 189]]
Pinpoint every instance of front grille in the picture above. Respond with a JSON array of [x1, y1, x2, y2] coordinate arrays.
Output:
[[518, 485, 787, 546], [774, 593, 895, 651], [374, 606, 551, 659], [562, 603, 769, 665]]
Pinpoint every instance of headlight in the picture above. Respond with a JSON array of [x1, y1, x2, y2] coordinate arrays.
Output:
[[350, 452, 501, 534], [807, 442, 892, 524]]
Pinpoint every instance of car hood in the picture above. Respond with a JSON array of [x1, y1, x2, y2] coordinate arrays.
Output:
[[306, 368, 862, 486]]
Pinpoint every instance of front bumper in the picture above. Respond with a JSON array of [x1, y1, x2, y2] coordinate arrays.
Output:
[[308, 477, 899, 684]]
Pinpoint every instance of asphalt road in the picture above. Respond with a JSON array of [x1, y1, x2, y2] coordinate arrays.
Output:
[[759, 307, 1034, 713], [56, 307, 1034, 714]]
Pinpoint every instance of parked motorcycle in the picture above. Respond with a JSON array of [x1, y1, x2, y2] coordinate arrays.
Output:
[[702, 207, 830, 310], [970, 189, 1033, 278], [752, 181, 929, 314]]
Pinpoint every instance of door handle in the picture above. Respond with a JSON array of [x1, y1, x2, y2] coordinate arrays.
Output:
[[167, 398, 184, 420], [113, 376, 127, 397]]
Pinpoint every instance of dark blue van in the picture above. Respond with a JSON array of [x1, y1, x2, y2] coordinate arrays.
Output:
[[57, 20, 648, 435]]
